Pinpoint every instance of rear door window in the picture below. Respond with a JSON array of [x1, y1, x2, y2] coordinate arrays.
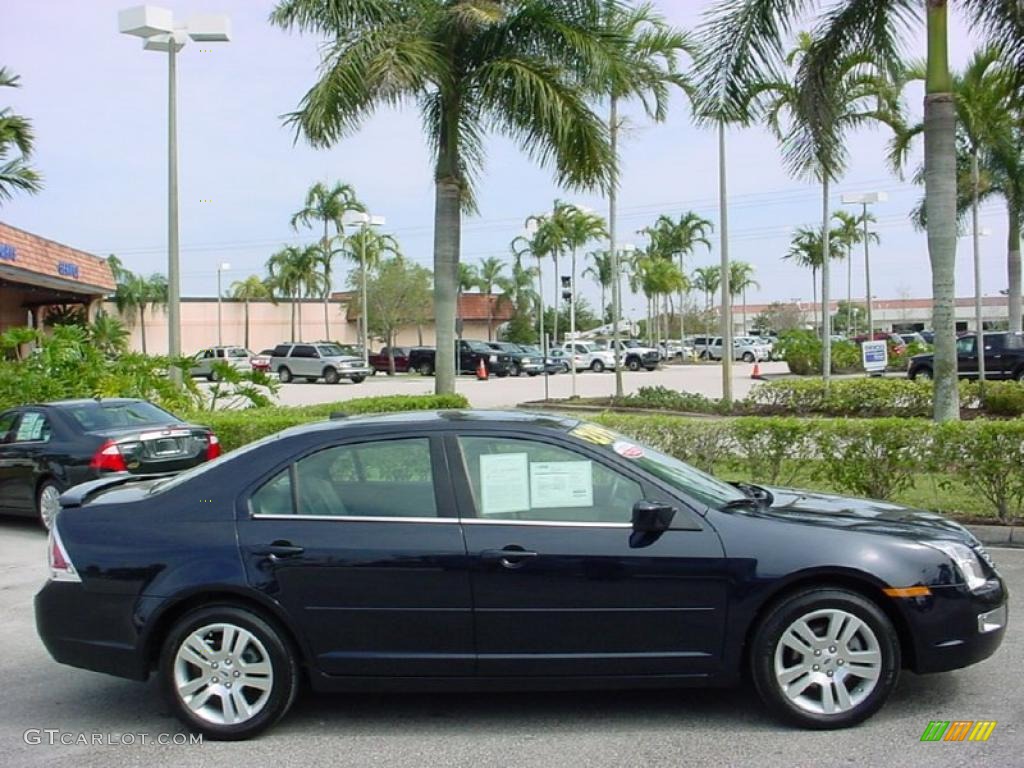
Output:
[[13, 411, 51, 443]]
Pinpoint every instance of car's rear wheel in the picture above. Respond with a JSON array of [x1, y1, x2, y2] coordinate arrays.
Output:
[[742, 351, 755, 363], [417, 361, 434, 376], [160, 605, 298, 741], [751, 588, 899, 730], [323, 367, 339, 384], [277, 367, 292, 384], [37, 480, 61, 531], [208, 369, 221, 383], [699, 350, 711, 361], [909, 366, 932, 381], [590, 359, 605, 373], [350, 375, 366, 384]]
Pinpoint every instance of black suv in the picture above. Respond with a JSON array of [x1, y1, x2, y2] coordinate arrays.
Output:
[[408, 340, 514, 376], [908, 332, 1024, 381]]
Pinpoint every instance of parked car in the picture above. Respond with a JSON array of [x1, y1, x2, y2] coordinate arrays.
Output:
[[37, 411, 1006, 739], [908, 332, 1024, 381], [368, 346, 414, 375], [548, 347, 588, 373], [407, 340, 515, 377], [190, 346, 254, 381], [853, 332, 907, 356], [250, 349, 273, 373], [269, 343, 371, 384], [920, 330, 936, 345], [487, 341, 544, 376], [608, 339, 660, 371], [899, 332, 928, 347], [556, 341, 617, 372], [692, 336, 770, 363], [0, 399, 219, 529], [514, 345, 562, 375]]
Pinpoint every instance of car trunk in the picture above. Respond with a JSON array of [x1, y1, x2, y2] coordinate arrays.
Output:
[[91, 424, 211, 474]]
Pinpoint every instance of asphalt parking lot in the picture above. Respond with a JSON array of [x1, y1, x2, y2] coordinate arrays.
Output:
[[1, 519, 1020, 768], [273, 361, 791, 409]]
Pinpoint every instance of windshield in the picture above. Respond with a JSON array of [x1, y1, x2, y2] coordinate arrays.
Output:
[[227, 347, 250, 358], [63, 401, 178, 431], [570, 422, 747, 510], [317, 344, 347, 357], [466, 342, 492, 353]]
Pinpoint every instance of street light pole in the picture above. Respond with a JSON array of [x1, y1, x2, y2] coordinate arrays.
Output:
[[344, 211, 385, 364], [216, 261, 230, 346], [119, 6, 230, 370], [841, 191, 887, 336]]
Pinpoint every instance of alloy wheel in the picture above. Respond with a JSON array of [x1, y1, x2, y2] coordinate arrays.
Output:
[[773, 608, 882, 716], [38, 483, 61, 530], [173, 623, 274, 726]]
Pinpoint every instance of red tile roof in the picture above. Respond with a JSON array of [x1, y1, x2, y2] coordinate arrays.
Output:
[[0, 221, 115, 293], [334, 291, 515, 323]]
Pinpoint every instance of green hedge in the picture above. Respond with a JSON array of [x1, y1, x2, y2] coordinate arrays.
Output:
[[589, 412, 1024, 522], [189, 394, 469, 452]]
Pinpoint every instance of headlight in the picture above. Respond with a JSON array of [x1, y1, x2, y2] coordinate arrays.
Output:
[[489, 354, 497, 363], [922, 540, 989, 592]]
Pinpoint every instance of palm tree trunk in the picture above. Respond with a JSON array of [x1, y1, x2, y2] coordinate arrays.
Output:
[[973, 148, 986, 394], [552, 254, 560, 344], [290, 294, 296, 342], [297, 294, 304, 342], [433, 163, 460, 393], [1009, 203, 1022, 334], [924, 0, 960, 422], [323, 219, 331, 339], [244, 298, 250, 350], [821, 177, 832, 384], [139, 307, 147, 355], [811, 268, 818, 330], [718, 120, 733, 404], [743, 288, 748, 336], [609, 96, 624, 397], [677, 253, 685, 344], [846, 246, 852, 334]]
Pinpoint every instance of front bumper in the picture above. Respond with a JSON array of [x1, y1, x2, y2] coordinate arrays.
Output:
[[337, 365, 372, 379], [902, 578, 1008, 674]]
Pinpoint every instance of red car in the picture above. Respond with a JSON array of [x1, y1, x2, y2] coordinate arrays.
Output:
[[368, 346, 413, 374], [250, 349, 273, 373]]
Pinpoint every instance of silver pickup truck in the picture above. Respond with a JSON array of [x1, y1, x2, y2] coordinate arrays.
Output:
[[269, 342, 371, 384]]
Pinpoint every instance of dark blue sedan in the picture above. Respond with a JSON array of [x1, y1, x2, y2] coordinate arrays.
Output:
[[35, 411, 1007, 740]]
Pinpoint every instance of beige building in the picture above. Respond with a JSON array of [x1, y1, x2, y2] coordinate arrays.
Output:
[[106, 292, 515, 355]]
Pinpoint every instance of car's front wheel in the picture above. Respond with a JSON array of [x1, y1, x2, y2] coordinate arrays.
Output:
[[626, 357, 641, 371], [751, 588, 900, 729], [417, 361, 434, 376], [909, 366, 932, 381], [590, 359, 605, 373], [160, 605, 299, 741], [323, 367, 340, 384]]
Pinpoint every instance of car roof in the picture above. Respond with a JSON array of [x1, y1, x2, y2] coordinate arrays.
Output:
[[20, 398, 147, 409], [276, 409, 579, 440]]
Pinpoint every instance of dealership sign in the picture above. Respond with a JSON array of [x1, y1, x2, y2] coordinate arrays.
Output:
[[57, 261, 80, 279], [862, 340, 888, 373], [0, 243, 16, 261]]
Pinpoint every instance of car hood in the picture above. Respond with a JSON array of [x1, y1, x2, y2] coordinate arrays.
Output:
[[323, 355, 366, 364], [755, 486, 976, 544]]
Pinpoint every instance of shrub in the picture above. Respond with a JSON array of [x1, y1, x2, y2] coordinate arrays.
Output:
[[745, 378, 935, 417], [589, 413, 734, 473], [980, 381, 1024, 417], [776, 331, 861, 375], [935, 420, 1024, 522], [730, 417, 813, 486], [612, 386, 723, 414], [192, 394, 470, 452]]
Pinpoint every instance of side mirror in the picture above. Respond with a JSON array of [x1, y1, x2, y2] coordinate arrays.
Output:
[[631, 500, 676, 533]]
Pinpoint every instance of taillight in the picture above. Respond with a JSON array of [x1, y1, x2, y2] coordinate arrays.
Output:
[[89, 440, 127, 472], [48, 526, 80, 583], [206, 432, 221, 460]]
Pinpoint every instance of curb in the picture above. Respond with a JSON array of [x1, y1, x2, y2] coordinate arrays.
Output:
[[966, 524, 1021, 548]]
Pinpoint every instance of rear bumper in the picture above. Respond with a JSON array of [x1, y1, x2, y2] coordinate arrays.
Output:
[[903, 579, 1008, 674], [35, 580, 148, 681]]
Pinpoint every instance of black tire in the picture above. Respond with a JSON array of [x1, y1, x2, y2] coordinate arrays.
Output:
[[304, 377, 317, 383], [417, 361, 434, 376], [350, 375, 366, 384], [1013, 367, 1024, 382], [644, 365, 658, 372], [277, 367, 292, 384], [208, 369, 221, 383], [323, 367, 340, 385], [36, 479, 62, 531], [909, 366, 932, 381], [159, 604, 299, 741], [750, 587, 900, 730], [528, 372, 539, 377], [742, 352, 755, 363], [626, 357, 641, 372], [496, 369, 509, 378], [590, 359, 605, 373], [699, 350, 711, 361], [512, 362, 522, 377], [560, 363, 571, 374]]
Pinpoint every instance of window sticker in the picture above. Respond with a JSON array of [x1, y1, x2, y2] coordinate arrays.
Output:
[[15, 413, 45, 442], [529, 461, 593, 508], [570, 423, 616, 446], [479, 453, 530, 515], [613, 440, 644, 459]]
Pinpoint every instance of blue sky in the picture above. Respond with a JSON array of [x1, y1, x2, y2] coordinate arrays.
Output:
[[0, 1, 1008, 318]]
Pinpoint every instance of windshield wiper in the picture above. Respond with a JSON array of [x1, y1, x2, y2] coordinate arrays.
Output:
[[721, 497, 761, 510]]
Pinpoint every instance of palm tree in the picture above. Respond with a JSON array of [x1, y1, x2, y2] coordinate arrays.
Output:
[[88, 311, 129, 358], [593, 0, 692, 396], [639, 212, 712, 341], [729, 261, 759, 335], [267, 244, 323, 342], [751, 33, 902, 382], [783, 227, 845, 331], [583, 250, 614, 322], [497, 252, 539, 344], [0, 67, 42, 203], [893, 48, 1020, 337], [112, 272, 166, 355], [290, 181, 365, 338], [230, 275, 273, 351], [691, 265, 721, 351], [552, 202, 607, 352], [696, 1, 1024, 419], [476, 257, 506, 341], [272, 0, 618, 395], [830, 209, 879, 336]]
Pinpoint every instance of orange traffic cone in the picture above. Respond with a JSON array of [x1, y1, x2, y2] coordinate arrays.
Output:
[[751, 362, 763, 380], [476, 357, 489, 380]]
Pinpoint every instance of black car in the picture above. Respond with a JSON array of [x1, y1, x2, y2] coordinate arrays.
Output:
[[36, 412, 1006, 740], [407, 341, 515, 377], [908, 331, 1024, 381], [0, 399, 220, 530], [487, 341, 544, 376]]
